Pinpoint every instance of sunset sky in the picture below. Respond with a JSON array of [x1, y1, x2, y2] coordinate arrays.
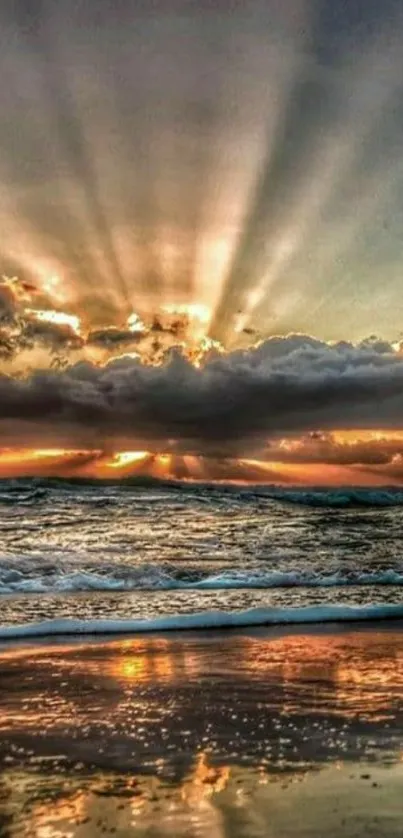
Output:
[[1, 0, 403, 483]]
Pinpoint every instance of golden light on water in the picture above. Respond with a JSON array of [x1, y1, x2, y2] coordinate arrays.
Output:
[[181, 753, 231, 804]]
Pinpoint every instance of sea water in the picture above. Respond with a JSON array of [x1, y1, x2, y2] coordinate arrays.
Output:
[[1, 478, 403, 634]]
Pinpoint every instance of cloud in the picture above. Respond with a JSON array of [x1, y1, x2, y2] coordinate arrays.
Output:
[[0, 276, 86, 360], [0, 328, 16, 360], [268, 431, 403, 466], [0, 294, 217, 366], [0, 334, 403, 451], [0, 277, 21, 325], [86, 327, 143, 349], [21, 315, 84, 351]]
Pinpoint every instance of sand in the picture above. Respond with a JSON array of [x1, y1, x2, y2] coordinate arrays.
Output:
[[0, 623, 402, 837]]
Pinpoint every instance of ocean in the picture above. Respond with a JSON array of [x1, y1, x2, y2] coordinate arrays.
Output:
[[2, 479, 403, 837], [1, 478, 403, 634]]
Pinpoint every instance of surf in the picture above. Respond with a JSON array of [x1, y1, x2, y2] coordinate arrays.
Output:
[[1, 602, 403, 640]]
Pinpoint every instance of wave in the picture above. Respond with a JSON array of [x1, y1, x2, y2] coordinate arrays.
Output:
[[0, 487, 49, 505], [1, 477, 403, 507], [263, 488, 403, 507], [2, 565, 403, 594], [1, 602, 403, 639]]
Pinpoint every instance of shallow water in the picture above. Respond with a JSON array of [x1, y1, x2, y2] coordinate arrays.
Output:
[[0, 626, 403, 837]]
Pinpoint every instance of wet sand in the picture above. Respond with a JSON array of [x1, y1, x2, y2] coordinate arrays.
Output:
[[0, 624, 403, 837]]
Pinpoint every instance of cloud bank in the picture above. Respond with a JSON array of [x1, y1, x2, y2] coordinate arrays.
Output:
[[0, 334, 403, 453]]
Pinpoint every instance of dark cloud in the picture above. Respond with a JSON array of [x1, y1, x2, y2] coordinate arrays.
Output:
[[358, 335, 394, 354], [0, 276, 86, 358], [0, 278, 20, 325], [21, 316, 84, 352], [86, 327, 144, 349], [150, 314, 190, 337], [0, 330, 15, 360], [0, 335, 403, 451], [85, 315, 198, 358]]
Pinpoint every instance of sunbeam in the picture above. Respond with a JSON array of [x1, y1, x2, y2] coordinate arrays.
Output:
[[1, 0, 403, 350], [4, 10, 403, 838], [0, 0, 402, 478]]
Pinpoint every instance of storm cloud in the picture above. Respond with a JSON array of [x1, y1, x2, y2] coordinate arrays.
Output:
[[1, 335, 403, 452]]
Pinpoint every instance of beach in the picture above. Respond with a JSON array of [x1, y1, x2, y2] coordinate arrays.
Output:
[[1, 484, 403, 836], [2, 0, 403, 832], [1, 623, 403, 837]]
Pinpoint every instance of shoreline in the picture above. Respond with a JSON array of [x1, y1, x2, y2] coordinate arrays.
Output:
[[1, 624, 403, 836], [0, 615, 403, 650], [1, 601, 403, 641]]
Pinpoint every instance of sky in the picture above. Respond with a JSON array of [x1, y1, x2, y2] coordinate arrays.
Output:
[[1, 0, 403, 483]]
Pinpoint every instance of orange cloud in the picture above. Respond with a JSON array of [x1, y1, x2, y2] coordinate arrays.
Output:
[[0, 445, 401, 485]]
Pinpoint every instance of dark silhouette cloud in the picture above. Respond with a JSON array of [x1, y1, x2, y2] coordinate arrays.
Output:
[[86, 327, 144, 349], [0, 335, 403, 452], [21, 315, 84, 352], [0, 278, 20, 325]]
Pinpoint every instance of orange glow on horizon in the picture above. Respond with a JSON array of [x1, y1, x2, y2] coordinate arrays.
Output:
[[332, 429, 403, 443], [0, 441, 402, 484], [0, 448, 86, 466], [107, 451, 149, 469]]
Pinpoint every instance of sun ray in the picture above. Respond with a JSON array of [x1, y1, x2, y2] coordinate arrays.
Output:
[[106, 451, 150, 469]]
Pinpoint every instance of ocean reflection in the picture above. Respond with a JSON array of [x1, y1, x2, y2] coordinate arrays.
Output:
[[0, 627, 403, 836]]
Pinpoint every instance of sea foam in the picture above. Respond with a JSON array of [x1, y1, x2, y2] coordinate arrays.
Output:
[[1, 602, 403, 639], [0, 562, 403, 595], [1, 567, 403, 594]]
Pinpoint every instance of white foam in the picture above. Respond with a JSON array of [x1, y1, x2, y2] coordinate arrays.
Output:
[[1, 602, 403, 639], [1, 567, 403, 594]]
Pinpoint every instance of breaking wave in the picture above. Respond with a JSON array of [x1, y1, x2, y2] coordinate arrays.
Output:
[[1, 478, 403, 507], [2, 564, 403, 594], [263, 488, 403, 507], [1, 602, 403, 639]]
